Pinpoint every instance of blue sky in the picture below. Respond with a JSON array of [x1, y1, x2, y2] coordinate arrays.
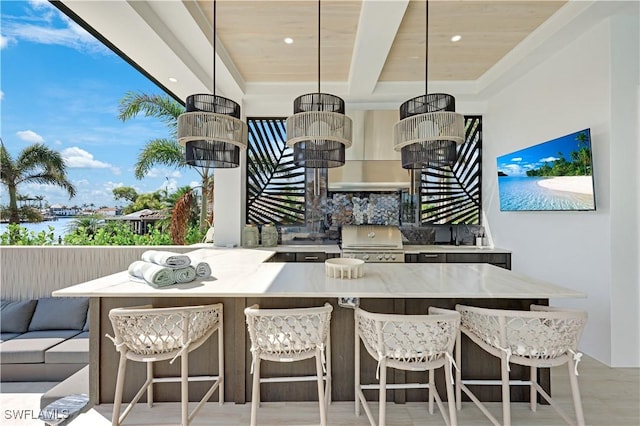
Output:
[[1, 0, 200, 208], [496, 129, 591, 177]]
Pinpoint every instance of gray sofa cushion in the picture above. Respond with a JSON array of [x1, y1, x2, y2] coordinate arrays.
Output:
[[0, 299, 37, 333], [0, 332, 21, 342], [28, 297, 89, 331], [0, 330, 81, 364], [45, 331, 89, 364]]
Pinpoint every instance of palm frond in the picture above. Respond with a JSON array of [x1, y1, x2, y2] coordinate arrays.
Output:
[[134, 138, 185, 179], [16, 144, 67, 175], [118, 91, 184, 137]]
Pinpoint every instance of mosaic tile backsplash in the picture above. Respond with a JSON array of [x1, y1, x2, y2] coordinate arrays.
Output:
[[327, 192, 400, 226]]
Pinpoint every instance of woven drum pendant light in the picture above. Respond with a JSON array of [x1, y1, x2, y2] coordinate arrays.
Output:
[[393, 1, 464, 169], [286, 0, 352, 168], [177, 0, 247, 168]]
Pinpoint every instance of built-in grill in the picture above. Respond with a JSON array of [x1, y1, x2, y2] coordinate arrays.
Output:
[[341, 225, 405, 263]]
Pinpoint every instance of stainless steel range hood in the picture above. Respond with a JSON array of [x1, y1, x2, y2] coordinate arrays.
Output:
[[328, 160, 411, 191], [328, 110, 410, 191]]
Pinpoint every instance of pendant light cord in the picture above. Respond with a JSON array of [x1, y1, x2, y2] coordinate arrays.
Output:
[[425, 0, 429, 96], [317, 0, 321, 94], [213, 0, 217, 97]]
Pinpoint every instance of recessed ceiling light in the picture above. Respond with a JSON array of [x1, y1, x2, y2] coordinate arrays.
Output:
[[168, 77, 178, 83], [451, 35, 462, 43], [283, 37, 294, 44]]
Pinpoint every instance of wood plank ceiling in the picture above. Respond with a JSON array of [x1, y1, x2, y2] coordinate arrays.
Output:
[[200, 0, 566, 83]]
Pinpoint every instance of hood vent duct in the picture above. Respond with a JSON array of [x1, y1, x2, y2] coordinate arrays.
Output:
[[328, 110, 411, 191]]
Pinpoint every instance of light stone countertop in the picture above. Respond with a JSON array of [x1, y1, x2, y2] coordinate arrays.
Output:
[[53, 247, 584, 299]]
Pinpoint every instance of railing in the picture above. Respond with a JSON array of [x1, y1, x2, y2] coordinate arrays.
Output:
[[0, 246, 195, 300]]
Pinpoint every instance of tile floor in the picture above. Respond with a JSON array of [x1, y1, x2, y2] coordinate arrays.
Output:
[[1, 355, 638, 425]]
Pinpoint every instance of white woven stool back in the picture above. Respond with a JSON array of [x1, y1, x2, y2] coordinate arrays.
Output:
[[245, 303, 332, 363], [456, 304, 587, 363], [355, 307, 459, 370], [109, 304, 222, 357]]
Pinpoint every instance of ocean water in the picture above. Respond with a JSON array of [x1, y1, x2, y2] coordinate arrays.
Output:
[[498, 176, 595, 211], [0, 217, 75, 240]]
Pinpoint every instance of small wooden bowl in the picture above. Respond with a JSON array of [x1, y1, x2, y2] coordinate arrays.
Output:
[[325, 258, 365, 279]]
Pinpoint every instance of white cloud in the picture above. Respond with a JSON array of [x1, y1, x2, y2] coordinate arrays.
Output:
[[61, 147, 113, 169], [189, 181, 200, 189], [540, 156, 559, 163], [511, 157, 522, 162], [146, 168, 182, 179], [158, 179, 179, 194], [103, 181, 123, 191], [0, 90, 4, 100], [2, 2, 110, 55], [16, 130, 45, 143]]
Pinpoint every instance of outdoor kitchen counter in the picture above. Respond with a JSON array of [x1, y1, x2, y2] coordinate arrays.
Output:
[[53, 247, 577, 299], [53, 247, 585, 406]]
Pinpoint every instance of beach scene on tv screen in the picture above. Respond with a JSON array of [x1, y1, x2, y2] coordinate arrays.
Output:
[[496, 129, 595, 211]]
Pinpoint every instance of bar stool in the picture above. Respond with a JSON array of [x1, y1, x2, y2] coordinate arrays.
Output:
[[106, 303, 224, 426], [354, 306, 460, 426], [244, 303, 332, 426], [455, 304, 587, 426]]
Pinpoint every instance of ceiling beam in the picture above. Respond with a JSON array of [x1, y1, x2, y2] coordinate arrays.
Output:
[[348, 0, 409, 98]]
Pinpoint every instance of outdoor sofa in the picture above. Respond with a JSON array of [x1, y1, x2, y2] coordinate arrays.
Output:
[[0, 297, 89, 382]]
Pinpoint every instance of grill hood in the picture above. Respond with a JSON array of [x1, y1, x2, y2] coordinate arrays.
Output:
[[328, 110, 410, 191]]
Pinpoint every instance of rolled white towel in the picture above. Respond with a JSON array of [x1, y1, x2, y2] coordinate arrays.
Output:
[[194, 262, 212, 278], [141, 250, 191, 268], [174, 266, 197, 283], [128, 261, 175, 287]]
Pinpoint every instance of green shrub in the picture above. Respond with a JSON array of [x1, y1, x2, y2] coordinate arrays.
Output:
[[0, 224, 56, 245]]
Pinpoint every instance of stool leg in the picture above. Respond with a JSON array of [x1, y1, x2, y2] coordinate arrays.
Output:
[[147, 362, 154, 408], [218, 320, 224, 405], [501, 355, 511, 426], [568, 358, 585, 426], [181, 352, 189, 426], [250, 358, 261, 426], [455, 331, 462, 411], [316, 349, 327, 426], [112, 354, 127, 426], [355, 327, 361, 417], [379, 360, 387, 426], [325, 330, 332, 407], [530, 366, 537, 412], [444, 363, 457, 426], [428, 369, 435, 414]]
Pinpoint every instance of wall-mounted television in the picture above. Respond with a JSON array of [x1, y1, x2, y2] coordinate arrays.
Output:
[[496, 128, 595, 211]]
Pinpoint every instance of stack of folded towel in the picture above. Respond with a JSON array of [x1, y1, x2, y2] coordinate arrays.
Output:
[[128, 250, 212, 288]]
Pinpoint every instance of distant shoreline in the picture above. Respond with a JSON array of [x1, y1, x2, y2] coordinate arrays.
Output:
[[537, 176, 593, 195]]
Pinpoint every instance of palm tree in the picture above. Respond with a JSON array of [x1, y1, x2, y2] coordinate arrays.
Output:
[[35, 195, 45, 209], [0, 142, 76, 224], [118, 91, 214, 232]]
